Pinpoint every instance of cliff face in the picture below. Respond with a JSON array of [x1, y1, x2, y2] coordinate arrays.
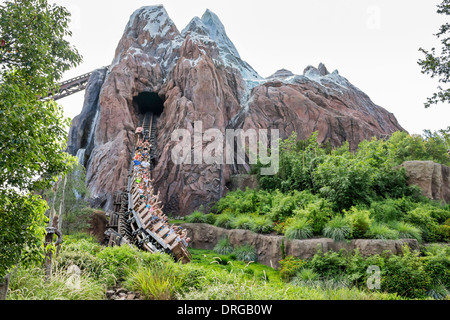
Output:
[[67, 5, 405, 215]]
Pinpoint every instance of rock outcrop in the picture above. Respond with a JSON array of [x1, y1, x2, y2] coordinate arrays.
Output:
[[400, 161, 450, 203], [182, 223, 419, 269], [68, 5, 406, 215]]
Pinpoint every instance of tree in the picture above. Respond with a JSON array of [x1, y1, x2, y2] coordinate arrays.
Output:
[[0, 0, 82, 292], [418, 0, 450, 108]]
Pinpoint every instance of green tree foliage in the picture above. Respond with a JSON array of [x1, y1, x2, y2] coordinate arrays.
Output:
[[258, 131, 449, 211], [0, 0, 82, 278], [418, 0, 450, 108]]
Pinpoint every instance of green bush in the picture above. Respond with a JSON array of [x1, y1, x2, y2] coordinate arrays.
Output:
[[214, 212, 234, 229], [284, 218, 313, 240], [279, 256, 307, 282], [231, 215, 253, 230], [381, 246, 431, 299], [323, 216, 352, 241], [422, 245, 450, 287], [344, 207, 372, 239], [295, 268, 319, 282], [185, 211, 206, 223], [214, 237, 234, 255], [309, 249, 348, 277], [404, 207, 441, 242], [294, 199, 334, 234], [204, 213, 217, 225], [250, 216, 274, 234], [268, 190, 303, 222]]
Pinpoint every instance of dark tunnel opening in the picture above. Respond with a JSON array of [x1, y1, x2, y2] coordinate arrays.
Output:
[[134, 92, 165, 116]]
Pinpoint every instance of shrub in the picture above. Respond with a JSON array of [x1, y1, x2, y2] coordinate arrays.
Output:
[[268, 191, 302, 222], [212, 189, 264, 215], [296, 268, 319, 282], [309, 249, 348, 277], [366, 223, 399, 240], [250, 216, 274, 234], [422, 245, 450, 288], [231, 215, 253, 230], [213, 237, 234, 255], [323, 216, 352, 241], [390, 221, 422, 242], [381, 246, 431, 299], [344, 207, 372, 239], [284, 218, 313, 240], [403, 207, 441, 242], [369, 198, 408, 223], [233, 244, 257, 262], [294, 199, 334, 234], [185, 211, 206, 223], [214, 212, 234, 229], [203, 213, 217, 225], [279, 256, 307, 282]]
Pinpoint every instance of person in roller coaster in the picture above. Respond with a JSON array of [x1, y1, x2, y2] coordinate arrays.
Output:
[[132, 135, 190, 250]]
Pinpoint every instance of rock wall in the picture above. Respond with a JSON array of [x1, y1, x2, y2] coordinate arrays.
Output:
[[400, 161, 450, 203], [182, 223, 419, 269]]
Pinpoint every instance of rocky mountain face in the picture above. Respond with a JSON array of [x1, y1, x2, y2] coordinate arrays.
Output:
[[67, 5, 405, 215]]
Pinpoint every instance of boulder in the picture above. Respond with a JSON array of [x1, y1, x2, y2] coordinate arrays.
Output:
[[230, 174, 258, 191], [400, 161, 450, 203]]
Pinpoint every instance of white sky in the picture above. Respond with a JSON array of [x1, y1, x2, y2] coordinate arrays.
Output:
[[52, 0, 449, 135]]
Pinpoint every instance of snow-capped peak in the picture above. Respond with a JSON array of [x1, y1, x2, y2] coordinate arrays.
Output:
[[127, 5, 178, 39], [200, 9, 241, 59]]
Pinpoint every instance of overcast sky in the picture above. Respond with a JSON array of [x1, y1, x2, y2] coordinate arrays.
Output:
[[52, 0, 449, 135]]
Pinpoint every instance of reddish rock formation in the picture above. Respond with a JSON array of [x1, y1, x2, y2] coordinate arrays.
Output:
[[68, 5, 406, 215], [400, 161, 450, 203]]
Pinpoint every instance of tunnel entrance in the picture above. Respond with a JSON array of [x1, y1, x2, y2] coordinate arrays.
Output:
[[134, 92, 165, 116]]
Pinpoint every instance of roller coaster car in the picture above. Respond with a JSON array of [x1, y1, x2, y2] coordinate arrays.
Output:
[[171, 242, 192, 264], [119, 111, 192, 264]]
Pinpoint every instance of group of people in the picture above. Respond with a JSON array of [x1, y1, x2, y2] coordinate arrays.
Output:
[[131, 127, 191, 249]]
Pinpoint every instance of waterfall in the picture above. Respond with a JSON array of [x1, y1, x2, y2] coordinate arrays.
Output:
[[74, 148, 86, 201], [87, 108, 100, 151], [76, 148, 86, 167]]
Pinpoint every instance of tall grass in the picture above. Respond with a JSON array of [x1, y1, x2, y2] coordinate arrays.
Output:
[[233, 245, 257, 262], [126, 261, 182, 300], [185, 211, 206, 223], [214, 212, 234, 229], [366, 223, 399, 240], [214, 237, 234, 255], [250, 216, 274, 234], [7, 266, 105, 300], [390, 221, 422, 242], [231, 215, 253, 230], [323, 216, 352, 241], [284, 218, 313, 240]]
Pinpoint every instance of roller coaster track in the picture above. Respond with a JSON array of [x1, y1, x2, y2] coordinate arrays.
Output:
[[45, 66, 110, 101], [104, 113, 191, 264]]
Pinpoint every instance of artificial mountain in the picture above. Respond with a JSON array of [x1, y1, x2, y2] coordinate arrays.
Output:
[[67, 5, 405, 215]]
